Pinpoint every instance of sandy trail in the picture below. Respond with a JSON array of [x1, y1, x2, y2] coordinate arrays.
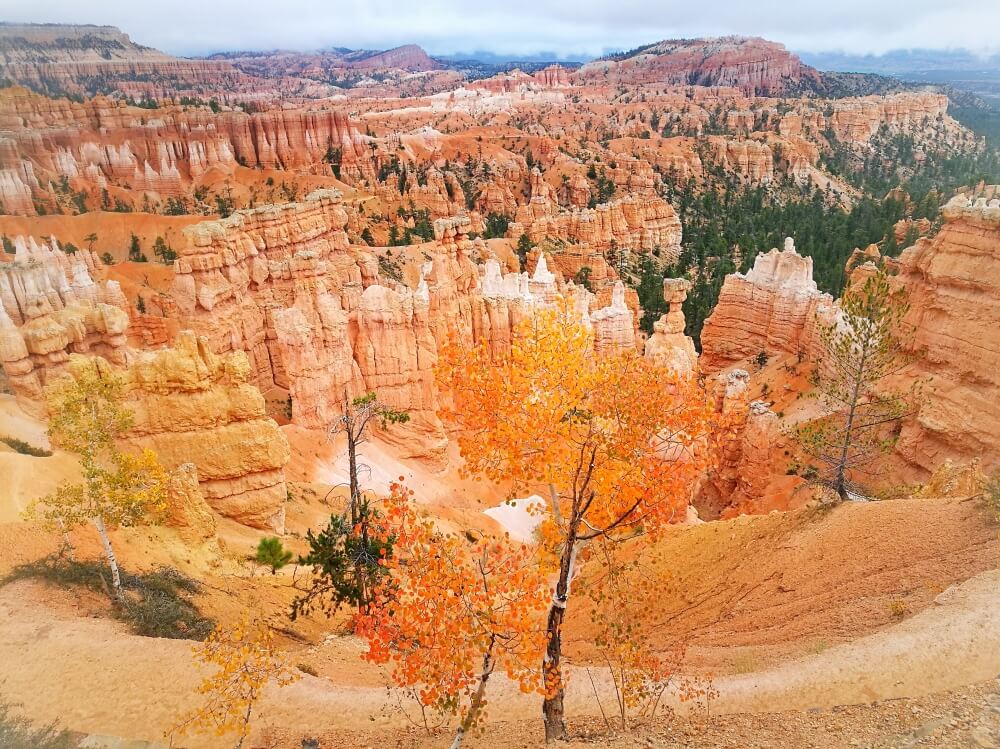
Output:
[[3, 569, 999, 746]]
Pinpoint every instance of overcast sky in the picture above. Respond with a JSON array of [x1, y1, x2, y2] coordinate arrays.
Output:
[[5, 0, 1000, 58]]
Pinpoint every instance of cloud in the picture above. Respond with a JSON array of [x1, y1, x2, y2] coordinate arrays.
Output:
[[5, 0, 1000, 57]]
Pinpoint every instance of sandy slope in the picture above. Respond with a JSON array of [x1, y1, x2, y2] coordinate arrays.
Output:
[[2, 567, 999, 747]]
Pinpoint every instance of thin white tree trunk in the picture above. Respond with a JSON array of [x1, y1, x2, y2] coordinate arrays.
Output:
[[451, 646, 494, 749], [93, 515, 123, 599]]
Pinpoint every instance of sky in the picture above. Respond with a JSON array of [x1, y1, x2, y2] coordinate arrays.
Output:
[[4, 0, 1000, 59]]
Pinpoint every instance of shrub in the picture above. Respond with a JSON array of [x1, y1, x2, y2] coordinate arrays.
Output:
[[0, 436, 51, 457], [888, 599, 908, 618], [984, 473, 1000, 524], [297, 663, 318, 677], [0, 700, 72, 749]]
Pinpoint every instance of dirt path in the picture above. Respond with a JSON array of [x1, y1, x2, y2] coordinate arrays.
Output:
[[4, 568, 1000, 747]]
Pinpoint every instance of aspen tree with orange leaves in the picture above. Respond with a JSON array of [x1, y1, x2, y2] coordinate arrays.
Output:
[[437, 302, 718, 741], [356, 481, 549, 749]]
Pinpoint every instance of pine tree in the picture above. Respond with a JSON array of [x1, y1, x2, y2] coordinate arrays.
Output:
[[255, 537, 292, 574], [797, 267, 916, 500], [292, 392, 408, 617]]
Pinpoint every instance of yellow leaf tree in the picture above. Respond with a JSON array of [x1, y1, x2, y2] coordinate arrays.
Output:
[[26, 357, 167, 601], [356, 481, 549, 749], [437, 302, 716, 740], [173, 612, 299, 748]]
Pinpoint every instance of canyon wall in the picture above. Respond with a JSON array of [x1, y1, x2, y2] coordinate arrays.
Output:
[[123, 331, 291, 531], [0, 86, 372, 213], [893, 192, 1000, 478], [508, 193, 683, 260], [574, 37, 820, 95]]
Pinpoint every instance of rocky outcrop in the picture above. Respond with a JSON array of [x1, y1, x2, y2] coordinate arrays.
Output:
[[893, 192, 1000, 478], [164, 462, 217, 544], [644, 277, 698, 375], [124, 331, 290, 532], [700, 238, 834, 371], [590, 281, 635, 355], [709, 138, 774, 184], [575, 37, 821, 95], [695, 370, 783, 519], [0, 236, 128, 414], [509, 193, 682, 260], [0, 24, 299, 100], [348, 45, 442, 72], [170, 189, 364, 391], [827, 94, 951, 144]]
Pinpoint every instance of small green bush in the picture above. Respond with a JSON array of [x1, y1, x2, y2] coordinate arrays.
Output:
[[985, 473, 1000, 524], [0, 435, 52, 457], [256, 536, 293, 574], [297, 662, 318, 677]]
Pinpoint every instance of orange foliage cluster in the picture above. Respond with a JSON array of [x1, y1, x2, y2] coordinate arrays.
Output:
[[356, 482, 549, 728]]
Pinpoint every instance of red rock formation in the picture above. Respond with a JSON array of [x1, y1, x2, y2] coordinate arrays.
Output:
[[348, 45, 442, 72], [893, 192, 1000, 478], [0, 236, 128, 414], [0, 24, 318, 100], [644, 278, 697, 375], [893, 217, 933, 244], [709, 137, 774, 184], [575, 37, 821, 95], [0, 86, 373, 211], [827, 94, 951, 144], [700, 238, 833, 371], [590, 281, 635, 355], [509, 193, 682, 260]]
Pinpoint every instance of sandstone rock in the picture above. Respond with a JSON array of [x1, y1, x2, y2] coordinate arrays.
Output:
[[0, 237, 128, 414], [701, 238, 834, 371], [0, 86, 373, 211], [124, 332, 290, 532], [644, 277, 698, 375], [509, 193, 682, 261], [165, 462, 217, 543], [590, 281, 635, 355], [893, 191, 1000, 478], [574, 37, 820, 95]]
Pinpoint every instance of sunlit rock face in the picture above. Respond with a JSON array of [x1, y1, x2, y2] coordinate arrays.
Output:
[[121, 331, 291, 532], [700, 238, 834, 372], [893, 191, 1000, 479], [0, 236, 128, 414]]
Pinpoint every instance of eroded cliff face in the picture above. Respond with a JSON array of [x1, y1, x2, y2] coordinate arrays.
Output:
[[0, 86, 372, 213], [574, 37, 820, 95], [893, 192, 1000, 478], [0, 236, 128, 414], [508, 192, 683, 261], [161, 192, 645, 462], [123, 331, 291, 532], [700, 238, 834, 372]]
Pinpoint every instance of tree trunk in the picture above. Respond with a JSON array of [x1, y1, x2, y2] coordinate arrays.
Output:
[[835, 335, 871, 501], [93, 515, 123, 601], [451, 644, 494, 749], [542, 531, 580, 741], [345, 419, 370, 611]]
